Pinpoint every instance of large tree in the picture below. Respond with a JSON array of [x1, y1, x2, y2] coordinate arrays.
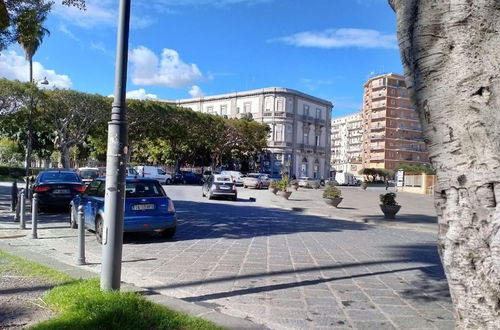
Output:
[[43, 89, 109, 168], [389, 1, 500, 328]]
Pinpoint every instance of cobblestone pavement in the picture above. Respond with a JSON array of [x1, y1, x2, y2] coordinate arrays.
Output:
[[0, 182, 454, 329]]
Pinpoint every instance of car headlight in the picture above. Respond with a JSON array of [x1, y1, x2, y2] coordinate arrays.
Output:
[[211, 184, 217, 190]]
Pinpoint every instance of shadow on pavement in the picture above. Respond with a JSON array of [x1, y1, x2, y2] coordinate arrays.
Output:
[[362, 213, 437, 225]]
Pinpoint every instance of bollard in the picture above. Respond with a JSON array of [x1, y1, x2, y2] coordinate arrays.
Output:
[[30, 193, 38, 239], [11, 181, 18, 212], [76, 205, 86, 265], [19, 189, 26, 229]]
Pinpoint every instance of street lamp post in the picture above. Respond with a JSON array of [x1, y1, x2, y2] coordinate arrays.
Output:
[[24, 77, 49, 194], [100, 0, 131, 292]]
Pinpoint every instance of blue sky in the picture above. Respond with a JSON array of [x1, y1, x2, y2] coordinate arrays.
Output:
[[0, 0, 402, 118]]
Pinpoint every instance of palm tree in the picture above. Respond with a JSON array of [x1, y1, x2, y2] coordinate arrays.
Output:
[[14, 8, 50, 83], [14, 7, 50, 191]]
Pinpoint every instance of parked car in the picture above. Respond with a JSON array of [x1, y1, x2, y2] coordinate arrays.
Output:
[[202, 174, 237, 201], [70, 178, 177, 243], [77, 167, 99, 186], [33, 169, 86, 210], [173, 171, 202, 184], [135, 166, 172, 185], [243, 173, 270, 189], [298, 177, 316, 188], [220, 170, 244, 186]]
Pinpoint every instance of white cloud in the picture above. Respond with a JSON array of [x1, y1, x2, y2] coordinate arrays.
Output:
[[188, 85, 205, 97], [125, 89, 158, 100], [53, 0, 116, 29], [129, 46, 204, 88], [58, 24, 80, 41], [0, 51, 72, 89], [274, 28, 397, 49]]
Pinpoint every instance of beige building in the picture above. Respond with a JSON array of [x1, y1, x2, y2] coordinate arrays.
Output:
[[171, 87, 333, 178], [362, 73, 429, 170], [331, 112, 363, 175]]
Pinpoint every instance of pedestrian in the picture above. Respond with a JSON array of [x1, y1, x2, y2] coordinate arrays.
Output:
[[385, 178, 389, 190]]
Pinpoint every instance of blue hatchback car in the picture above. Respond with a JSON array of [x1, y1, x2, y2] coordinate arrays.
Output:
[[70, 178, 177, 243]]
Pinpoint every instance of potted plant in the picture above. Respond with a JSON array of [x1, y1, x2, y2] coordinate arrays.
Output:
[[323, 186, 343, 207], [360, 180, 368, 190], [269, 181, 279, 194], [289, 180, 299, 191], [379, 193, 401, 219], [277, 176, 292, 200]]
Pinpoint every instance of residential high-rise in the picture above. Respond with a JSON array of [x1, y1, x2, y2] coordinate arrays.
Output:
[[331, 112, 363, 175], [362, 73, 429, 170], [170, 87, 333, 179]]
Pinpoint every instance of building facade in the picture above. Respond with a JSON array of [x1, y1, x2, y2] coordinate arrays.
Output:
[[171, 87, 333, 178], [331, 112, 363, 175], [362, 73, 429, 170]]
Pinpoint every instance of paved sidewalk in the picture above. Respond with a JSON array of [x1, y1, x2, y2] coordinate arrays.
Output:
[[0, 182, 454, 330]]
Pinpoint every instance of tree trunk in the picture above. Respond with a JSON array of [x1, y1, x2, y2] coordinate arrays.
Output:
[[60, 143, 71, 169], [389, 1, 500, 328]]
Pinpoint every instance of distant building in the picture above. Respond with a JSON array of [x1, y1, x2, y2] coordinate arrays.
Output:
[[362, 73, 429, 170], [331, 112, 363, 175], [170, 87, 333, 178]]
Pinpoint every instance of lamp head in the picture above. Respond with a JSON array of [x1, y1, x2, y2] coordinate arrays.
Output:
[[39, 77, 49, 85]]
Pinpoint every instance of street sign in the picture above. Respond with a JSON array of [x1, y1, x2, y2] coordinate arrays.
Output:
[[396, 169, 405, 187]]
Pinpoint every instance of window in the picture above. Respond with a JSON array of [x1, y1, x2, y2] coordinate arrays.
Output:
[[315, 135, 320, 146], [391, 99, 396, 105], [84, 180, 101, 197], [157, 168, 166, 175], [207, 106, 213, 114], [303, 105, 310, 116], [244, 102, 251, 113], [265, 99, 272, 112], [316, 108, 321, 119], [277, 99, 284, 111], [303, 131, 309, 144], [220, 105, 227, 116]]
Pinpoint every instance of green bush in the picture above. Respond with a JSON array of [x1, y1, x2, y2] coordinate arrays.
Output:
[[269, 181, 278, 188], [380, 193, 398, 205], [313, 181, 320, 189], [277, 175, 289, 192], [323, 186, 341, 199]]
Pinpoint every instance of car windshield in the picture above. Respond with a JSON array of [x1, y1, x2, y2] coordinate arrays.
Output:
[[128, 168, 138, 176], [40, 172, 80, 182], [80, 169, 98, 179], [214, 176, 232, 182], [125, 181, 165, 198], [247, 174, 259, 178]]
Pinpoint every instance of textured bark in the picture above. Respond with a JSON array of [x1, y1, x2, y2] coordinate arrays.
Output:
[[389, 1, 500, 328]]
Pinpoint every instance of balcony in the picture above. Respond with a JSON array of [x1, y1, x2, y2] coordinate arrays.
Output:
[[314, 118, 326, 126], [371, 134, 385, 140], [268, 141, 292, 147], [370, 125, 386, 131], [397, 125, 422, 132], [396, 146, 427, 152], [299, 115, 315, 123], [370, 144, 385, 151]]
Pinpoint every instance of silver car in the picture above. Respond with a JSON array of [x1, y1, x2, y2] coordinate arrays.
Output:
[[243, 173, 270, 189]]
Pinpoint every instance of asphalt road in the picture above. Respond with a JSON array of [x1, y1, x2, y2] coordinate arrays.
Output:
[[0, 183, 454, 330]]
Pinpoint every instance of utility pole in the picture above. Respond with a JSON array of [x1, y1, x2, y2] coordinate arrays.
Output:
[[100, 0, 131, 291]]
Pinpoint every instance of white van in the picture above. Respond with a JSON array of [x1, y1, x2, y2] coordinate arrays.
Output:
[[335, 172, 357, 186], [221, 170, 244, 186], [135, 166, 172, 185]]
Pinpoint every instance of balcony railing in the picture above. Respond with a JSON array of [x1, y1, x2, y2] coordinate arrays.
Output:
[[370, 125, 385, 131], [268, 141, 292, 147], [371, 134, 385, 140]]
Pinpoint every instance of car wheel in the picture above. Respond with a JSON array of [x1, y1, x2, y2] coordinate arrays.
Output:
[[70, 206, 78, 229], [95, 216, 103, 244], [202, 189, 206, 197], [166, 178, 172, 185], [258, 183, 263, 190], [232, 196, 237, 201], [244, 185, 247, 188], [161, 227, 176, 239]]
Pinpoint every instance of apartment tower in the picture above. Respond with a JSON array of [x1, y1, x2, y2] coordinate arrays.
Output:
[[362, 73, 429, 169], [331, 112, 363, 175]]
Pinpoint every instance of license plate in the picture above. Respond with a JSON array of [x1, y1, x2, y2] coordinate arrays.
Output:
[[132, 203, 155, 211], [53, 189, 70, 194], [219, 185, 230, 190]]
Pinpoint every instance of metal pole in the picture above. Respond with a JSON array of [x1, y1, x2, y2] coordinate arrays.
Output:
[[11, 181, 18, 212], [19, 190, 25, 229], [76, 205, 86, 265], [31, 193, 38, 239], [100, 0, 131, 292]]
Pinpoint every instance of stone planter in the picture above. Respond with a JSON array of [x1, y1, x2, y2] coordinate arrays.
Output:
[[324, 197, 343, 208], [380, 204, 401, 219], [270, 187, 278, 195], [277, 190, 292, 200], [360, 182, 368, 190]]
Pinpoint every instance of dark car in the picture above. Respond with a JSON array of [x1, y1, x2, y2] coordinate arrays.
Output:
[[70, 178, 177, 243], [174, 171, 202, 184], [33, 170, 86, 210], [202, 174, 237, 201]]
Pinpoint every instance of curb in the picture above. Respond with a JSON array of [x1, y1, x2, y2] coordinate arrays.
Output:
[[0, 240, 268, 330]]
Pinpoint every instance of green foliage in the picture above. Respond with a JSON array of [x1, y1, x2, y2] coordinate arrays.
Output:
[[312, 181, 320, 189], [380, 192, 398, 205], [276, 171, 289, 192], [396, 164, 436, 174], [36, 279, 223, 330], [323, 186, 342, 199], [0, 137, 22, 164], [269, 180, 278, 188]]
